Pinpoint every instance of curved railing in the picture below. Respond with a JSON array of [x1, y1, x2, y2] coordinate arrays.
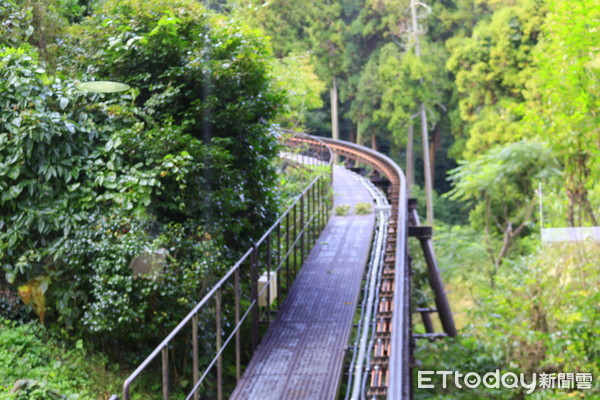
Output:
[[111, 132, 333, 400]]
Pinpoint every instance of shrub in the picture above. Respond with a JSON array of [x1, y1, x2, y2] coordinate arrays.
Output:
[[1, 0, 285, 347], [0, 319, 124, 398], [50, 212, 225, 347], [62, 0, 284, 248], [354, 202, 373, 215], [335, 204, 351, 216]]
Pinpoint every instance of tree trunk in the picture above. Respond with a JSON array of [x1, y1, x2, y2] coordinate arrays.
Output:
[[429, 124, 441, 181], [349, 128, 357, 144], [419, 103, 434, 225], [371, 133, 378, 151], [406, 124, 414, 195], [330, 76, 339, 163]]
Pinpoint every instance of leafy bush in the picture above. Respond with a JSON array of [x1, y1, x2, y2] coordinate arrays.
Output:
[[0, 0, 67, 59], [354, 202, 372, 215], [0, 319, 124, 399], [0, 46, 126, 285], [1, 0, 285, 348], [62, 0, 284, 247], [50, 212, 225, 346], [415, 242, 600, 399], [335, 204, 351, 216]]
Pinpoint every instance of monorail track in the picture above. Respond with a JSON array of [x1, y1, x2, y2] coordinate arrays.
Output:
[[287, 135, 411, 399], [287, 133, 456, 400]]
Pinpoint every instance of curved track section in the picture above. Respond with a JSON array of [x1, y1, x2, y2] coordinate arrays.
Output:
[[287, 134, 410, 400]]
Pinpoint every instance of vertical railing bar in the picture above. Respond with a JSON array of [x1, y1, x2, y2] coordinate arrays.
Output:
[[215, 288, 223, 400], [162, 347, 169, 400], [306, 187, 311, 248], [309, 185, 313, 247], [266, 235, 271, 325], [286, 211, 290, 293], [322, 176, 326, 230], [300, 195, 305, 267], [250, 245, 259, 353], [319, 177, 323, 231], [276, 222, 282, 309], [313, 183, 317, 243], [192, 314, 199, 400], [234, 267, 241, 381], [316, 178, 320, 234], [293, 203, 298, 277]]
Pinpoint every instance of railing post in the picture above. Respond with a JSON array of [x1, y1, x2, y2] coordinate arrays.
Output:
[[162, 347, 169, 400], [250, 246, 259, 353], [276, 222, 282, 309], [192, 314, 199, 400], [319, 177, 323, 231], [286, 212, 291, 292], [311, 184, 319, 246], [234, 268, 241, 381], [266, 235, 271, 325], [293, 203, 298, 276], [300, 195, 305, 267], [216, 288, 223, 400], [307, 186, 311, 248]]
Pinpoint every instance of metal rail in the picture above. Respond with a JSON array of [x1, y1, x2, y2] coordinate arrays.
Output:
[[288, 136, 411, 400], [347, 173, 390, 400], [111, 133, 333, 400]]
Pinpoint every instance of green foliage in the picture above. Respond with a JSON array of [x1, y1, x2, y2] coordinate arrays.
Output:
[[0, 0, 68, 62], [447, 141, 560, 277], [521, 0, 599, 226], [62, 0, 283, 244], [1, 0, 285, 348], [278, 160, 331, 208], [0, 46, 136, 285], [354, 202, 372, 215], [271, 53, 326, 127], [410, 185, 469, 226], [232, 0, 311, 58], [335, 204, 351, 216], [446, 0, 544, 160], [0, 319, 124, 398], [448, 141, 559, 209], [50, 212, 224, 345], [416, 242, 599, 399]]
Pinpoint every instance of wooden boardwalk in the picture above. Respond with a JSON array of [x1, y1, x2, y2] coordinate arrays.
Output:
[[230, 166, 375, 400]]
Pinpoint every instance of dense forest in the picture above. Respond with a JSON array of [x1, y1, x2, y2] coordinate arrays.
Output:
[[0, 0, 598, 399]]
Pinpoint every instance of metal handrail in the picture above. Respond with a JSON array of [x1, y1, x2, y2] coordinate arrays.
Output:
[[114, 133, 333, 400]]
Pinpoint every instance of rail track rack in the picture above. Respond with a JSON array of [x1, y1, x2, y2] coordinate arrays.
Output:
[[109, 133, 456, 400]]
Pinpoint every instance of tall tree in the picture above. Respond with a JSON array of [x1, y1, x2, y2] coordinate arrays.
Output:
[[522, 0, 599, 226], [446, 0, 544, 160]]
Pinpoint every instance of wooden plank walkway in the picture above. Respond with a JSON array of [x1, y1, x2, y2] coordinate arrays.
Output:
[[230, 166, 375, 400]]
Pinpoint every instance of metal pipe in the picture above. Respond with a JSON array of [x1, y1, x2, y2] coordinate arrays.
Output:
[[250, 246, 259, 352], [300, 195, 305, 267], [350, 174, 388, 400], [234, 268, 241, 381], [162, 347, 169, 400], [266, 235, 271, 325], [192, 314, 199, 400], [216, 289, 223, 400]]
